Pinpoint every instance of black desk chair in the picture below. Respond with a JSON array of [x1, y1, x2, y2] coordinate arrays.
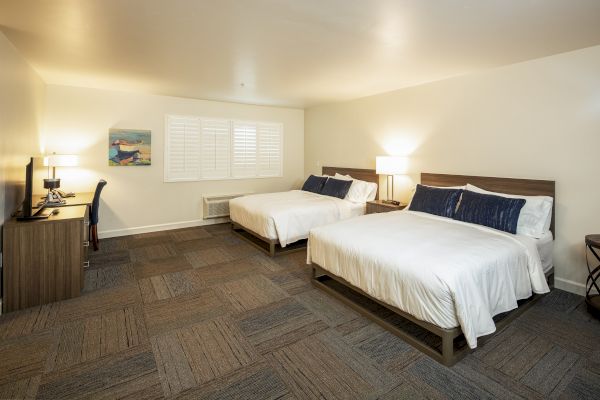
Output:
[[90, 180, 107, 251]]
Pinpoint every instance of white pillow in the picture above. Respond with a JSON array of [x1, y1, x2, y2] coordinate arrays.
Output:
[[466, 184, 553, 238], [334, 173, 377, 203]]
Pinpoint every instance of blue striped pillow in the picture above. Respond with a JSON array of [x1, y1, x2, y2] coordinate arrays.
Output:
[[454, 190, 526, 233], [408, 184, 463, 218]]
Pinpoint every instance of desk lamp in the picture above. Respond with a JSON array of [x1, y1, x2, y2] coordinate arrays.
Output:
[[376, 156, 407, 205], [43, 153, 79, 204]]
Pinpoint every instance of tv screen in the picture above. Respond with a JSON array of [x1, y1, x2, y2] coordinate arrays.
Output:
[[22, 157, 34, 217], [21, 157, 47, 217]]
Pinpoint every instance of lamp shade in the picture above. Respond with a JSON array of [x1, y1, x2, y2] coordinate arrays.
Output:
[[43, 154, 79, 167], [376, 156, 407, 175]]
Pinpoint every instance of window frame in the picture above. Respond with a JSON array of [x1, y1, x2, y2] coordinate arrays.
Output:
[[164, 114, 283, 182]]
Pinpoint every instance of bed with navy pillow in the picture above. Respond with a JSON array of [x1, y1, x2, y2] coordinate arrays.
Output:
[[308, 173, 555, 362], [230, 173, 376, 251]]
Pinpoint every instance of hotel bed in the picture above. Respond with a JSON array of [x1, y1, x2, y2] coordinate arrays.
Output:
[[230, 166, 378, 256], [538, 230, 554, 274], [309, 173, 555, 366]]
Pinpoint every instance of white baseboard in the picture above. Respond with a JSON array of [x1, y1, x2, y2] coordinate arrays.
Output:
[[555, 277, 587, 296], [99, 217, 230, 239]]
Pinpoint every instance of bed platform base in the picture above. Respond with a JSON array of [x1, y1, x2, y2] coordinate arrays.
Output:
[[311, 264, 550, 367], [231, 222, 307, 257]]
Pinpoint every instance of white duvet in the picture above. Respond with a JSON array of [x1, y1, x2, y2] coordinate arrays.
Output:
[[229, 190, 365, 247], [307, 210, 550, 349]]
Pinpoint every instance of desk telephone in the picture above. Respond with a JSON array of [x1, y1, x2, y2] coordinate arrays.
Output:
[[44, 189, 75, 205], [52, 189, 75, 198]]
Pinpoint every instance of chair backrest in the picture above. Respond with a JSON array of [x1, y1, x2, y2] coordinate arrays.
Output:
[[90, 179, 107, 225]]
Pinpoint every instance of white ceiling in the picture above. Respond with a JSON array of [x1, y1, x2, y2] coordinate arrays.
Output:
[[1, 0, 600, 108]]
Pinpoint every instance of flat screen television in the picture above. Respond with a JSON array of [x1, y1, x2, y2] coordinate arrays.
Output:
[[21, 157, 34, 217], [18, 157, 51, 220]]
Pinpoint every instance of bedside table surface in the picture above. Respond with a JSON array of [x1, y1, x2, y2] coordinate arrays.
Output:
[[366, 200, 407, 214], [367, 200, 407, 207], [586, 235, 600, 249]]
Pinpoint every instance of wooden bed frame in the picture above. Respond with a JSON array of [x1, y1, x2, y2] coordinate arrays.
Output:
[[231, 166, 378, 256], [311, 172, 555, 366]]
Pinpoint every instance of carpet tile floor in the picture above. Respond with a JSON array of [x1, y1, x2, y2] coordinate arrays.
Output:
[[0, 223, 599, 399]]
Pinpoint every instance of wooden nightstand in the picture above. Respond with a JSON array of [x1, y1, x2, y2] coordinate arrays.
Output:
[[366, 200, 407, 214]]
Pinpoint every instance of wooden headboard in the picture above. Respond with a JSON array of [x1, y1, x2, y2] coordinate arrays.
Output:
[[421, 173, 556, 235], [322, 166, 379, 200]]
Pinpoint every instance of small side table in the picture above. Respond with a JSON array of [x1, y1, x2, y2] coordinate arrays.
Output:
[[366, 200, 407, 214], [585, 234, 600, 318]]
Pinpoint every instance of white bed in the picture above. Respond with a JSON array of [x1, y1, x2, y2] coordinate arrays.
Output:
[[307, 210, 551, 349], [230, 189, 366, 247], [537, 230, 554, 274]]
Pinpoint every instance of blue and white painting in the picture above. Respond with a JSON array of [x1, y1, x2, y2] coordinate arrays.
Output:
[[109, 129, 151, 166]]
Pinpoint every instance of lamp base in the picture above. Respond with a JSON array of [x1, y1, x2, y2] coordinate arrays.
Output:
[[45, 190, 66, 205], [382, 200, 400, 206], [43, 178, 61, 190]]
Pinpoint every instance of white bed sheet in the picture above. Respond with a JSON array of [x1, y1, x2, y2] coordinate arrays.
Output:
[[307, 210, 549, 349], [230, 190, 365, 247], [536, 231, 554, 273]]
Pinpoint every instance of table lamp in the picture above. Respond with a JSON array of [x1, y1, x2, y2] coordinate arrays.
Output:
[[43, 153, 79, 203], [376, 156, 407, 205]]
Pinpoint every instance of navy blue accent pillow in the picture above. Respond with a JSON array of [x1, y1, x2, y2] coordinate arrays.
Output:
[[408, 184, 463, 218], [301, 175, 328, 193], [320, 178, 353, 199], [454, 190, 526, 233]]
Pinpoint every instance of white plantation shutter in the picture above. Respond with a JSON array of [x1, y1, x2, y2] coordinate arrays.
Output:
[[165, 115, 201, 181], [258, 123, 283, 177], [200, 119, 230, 179], [165, 115, 283, 181], [231, 121, 258, 178]]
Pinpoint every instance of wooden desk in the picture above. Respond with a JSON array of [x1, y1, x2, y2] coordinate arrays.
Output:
[[34, 192, 94, 208], [2, 205, 90, 312]]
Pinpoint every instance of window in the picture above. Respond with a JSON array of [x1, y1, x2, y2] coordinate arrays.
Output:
[[258, 122, 283, 177], [164, 115, 201, 182], [201, 118, 230, 179], [164, 115, 283, 182], [231, 121, 257, 178]]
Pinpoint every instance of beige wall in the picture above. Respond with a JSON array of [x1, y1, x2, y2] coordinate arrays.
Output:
[[0, 32, 45, 234], [305, 45, 600, 295], [43, 85, 304, 237]]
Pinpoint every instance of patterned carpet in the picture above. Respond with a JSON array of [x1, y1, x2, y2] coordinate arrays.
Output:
[[0, 223, 599, 399]]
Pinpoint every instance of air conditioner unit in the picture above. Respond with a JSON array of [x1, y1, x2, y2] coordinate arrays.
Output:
[[203, 194, 248, 219]]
